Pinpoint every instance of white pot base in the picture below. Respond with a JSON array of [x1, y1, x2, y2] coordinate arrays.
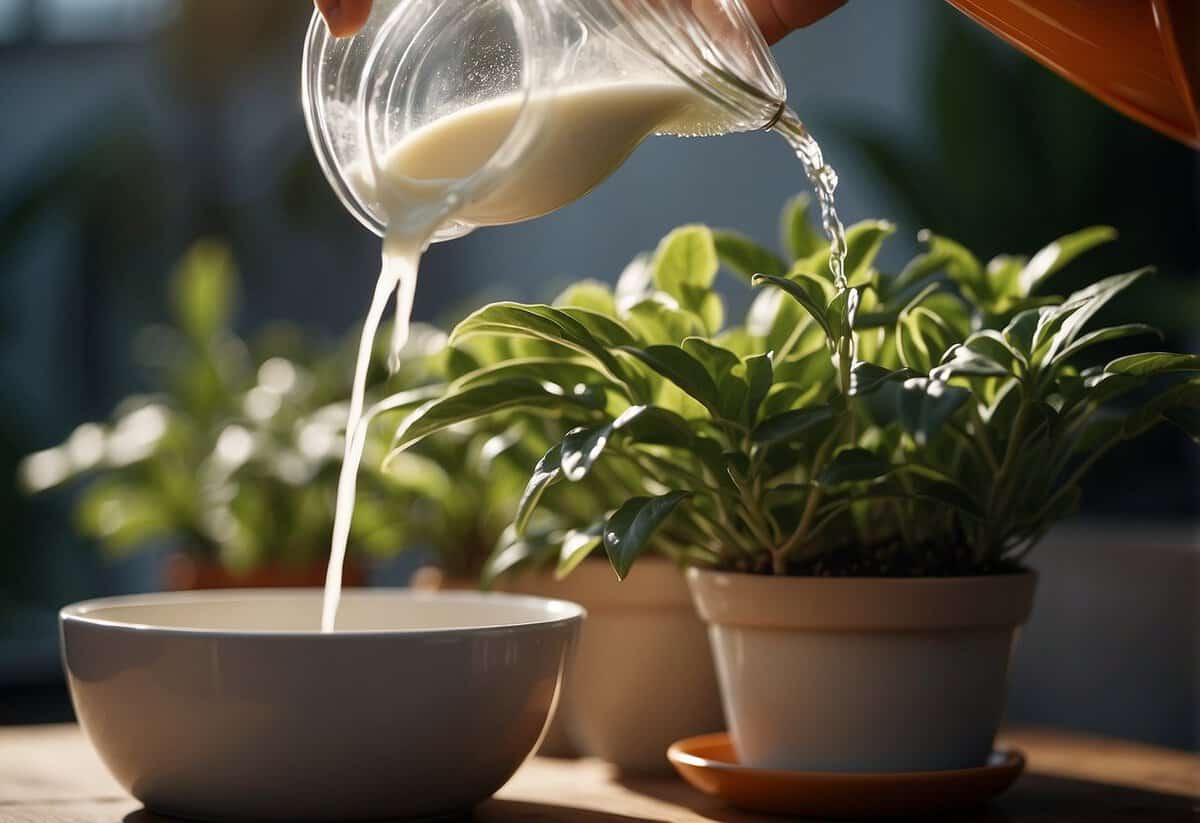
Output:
[[688, 569, 1036, 773]]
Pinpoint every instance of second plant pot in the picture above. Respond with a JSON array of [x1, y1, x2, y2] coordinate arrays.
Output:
[[687, 568, 1037, 773], [164, 553, 365, 591], [508, 558, 725, 773]]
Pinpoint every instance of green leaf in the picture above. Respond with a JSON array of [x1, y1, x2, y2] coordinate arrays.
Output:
[[452, 357, 616, 395], [985, 255, 1026, 305], [931, 343, 1011, 382], [1105, 352, 1200, 377], [826, 287, 861, 342], [616, 345, 719, 414], [752, 404, 835, 445], [1079, 371, 1145, 408], [482, 525, 559, 588], [967, 329, 1023, 368], [716, 327, 757, 358], [742, 353, 773, 424], [841, 220, 896, 284], [604, 491, 691, 580], [792, 221, 893, 289], [889, 248, 951, 297], [450, 302, 628, 384], [560, 424, 612, 482], [849, 361, 912, 396], [682, 337, 741, 377], [746, 287, 825, 364], [816, 448, 893, 486], [652, 225, 719, 297], [683, 337, 746, 419], [1020, 226, 1118, 295], [555, 522, 605, 579], [685, 287, 725, 335], [1040, 269, 1150, 362], [898, 281, 946, 318], [612, 404, 694, 447], [897, 377, 969, 446], [554, 280, 618, 316], [624, 298, 706, 345], [171, 240, 237, 340], [896, 307, 959, 375], [780, 194, 825, 261], [772, 348, 838, 387], [1052, 324, 1161, 367], [713, 230, 787, 281], [1003, 308, 1042, 357], [918, 230, 986, 302], [752, 273, 835, 341], [378, 451, 453, 499], [389, 379, 581, 453], [556, 307, 637, 348], [514, 445, 563, 535]]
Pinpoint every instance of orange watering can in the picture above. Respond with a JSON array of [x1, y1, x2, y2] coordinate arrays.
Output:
[[945, 0, 1200, 148]]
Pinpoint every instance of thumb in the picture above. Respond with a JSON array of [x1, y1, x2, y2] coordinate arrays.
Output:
[[745, 0, 847, 44], [314, 0, 373, 38]]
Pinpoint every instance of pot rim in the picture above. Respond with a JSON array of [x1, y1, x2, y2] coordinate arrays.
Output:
[[686, 567, 1037, 631], [502, 556, 696, 611]]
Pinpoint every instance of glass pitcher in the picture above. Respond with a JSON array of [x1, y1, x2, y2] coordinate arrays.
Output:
[[302, 0, 790, 244]]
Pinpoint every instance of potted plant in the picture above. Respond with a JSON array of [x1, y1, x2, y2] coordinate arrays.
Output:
[[387, 243, 779, 771], [17, 240, 433, 589], [386, 196, 1199, 772]]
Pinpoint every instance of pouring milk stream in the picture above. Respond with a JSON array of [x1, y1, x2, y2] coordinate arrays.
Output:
[[305, 0, 849, 631]]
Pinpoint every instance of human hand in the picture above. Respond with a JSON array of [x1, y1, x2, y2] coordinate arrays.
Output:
[[314, 0, 372, 38], [314, 0, 845, 43], [743, 0, 846, 43]]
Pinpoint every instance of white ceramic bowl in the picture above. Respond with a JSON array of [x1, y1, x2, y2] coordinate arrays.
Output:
[[60, 589, 584, 821]]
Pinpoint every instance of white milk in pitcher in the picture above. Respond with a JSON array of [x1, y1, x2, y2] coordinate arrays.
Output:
[[361, 82, 721, 226]]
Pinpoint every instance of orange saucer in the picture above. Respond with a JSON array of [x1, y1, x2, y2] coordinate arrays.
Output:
[[667, 732, 1024, 817]]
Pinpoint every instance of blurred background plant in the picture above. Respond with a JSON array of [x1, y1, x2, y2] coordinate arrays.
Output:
[[17, 238, 566, 584], [16, 240, 419, 582]]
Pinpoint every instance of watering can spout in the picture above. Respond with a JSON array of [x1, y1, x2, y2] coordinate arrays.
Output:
[[944, 0, 1200, 148]]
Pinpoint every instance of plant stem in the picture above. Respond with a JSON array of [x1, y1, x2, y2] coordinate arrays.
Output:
[[984, 385, 1031, 561], [775, 425, 841, 564], [730, 473, 778, 551], [967, 404, 999, 471], [771, 549, 788, 575]]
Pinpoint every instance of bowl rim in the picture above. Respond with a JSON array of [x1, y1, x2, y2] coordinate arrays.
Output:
[[60, 587, 586, 639]]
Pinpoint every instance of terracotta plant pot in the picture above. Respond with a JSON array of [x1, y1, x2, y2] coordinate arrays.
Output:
[[409, 566, 480, 592], [164, 553, 365, 591], [688, 568, 1036, 773], [508, 559, 725, 773]]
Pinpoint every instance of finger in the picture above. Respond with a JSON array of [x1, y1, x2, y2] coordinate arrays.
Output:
[[314, 0, 373, 38], [745, 0, 847, 44]]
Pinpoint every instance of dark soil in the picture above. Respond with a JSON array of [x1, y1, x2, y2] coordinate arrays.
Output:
[[780, 539, 1022, 578]]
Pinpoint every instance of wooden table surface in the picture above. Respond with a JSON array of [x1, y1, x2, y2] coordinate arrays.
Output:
[[1, 724, 1196, 822]]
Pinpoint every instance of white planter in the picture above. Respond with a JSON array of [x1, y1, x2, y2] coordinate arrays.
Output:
[[509, 559, 725, 773], [687, 568, 1037, 773]]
